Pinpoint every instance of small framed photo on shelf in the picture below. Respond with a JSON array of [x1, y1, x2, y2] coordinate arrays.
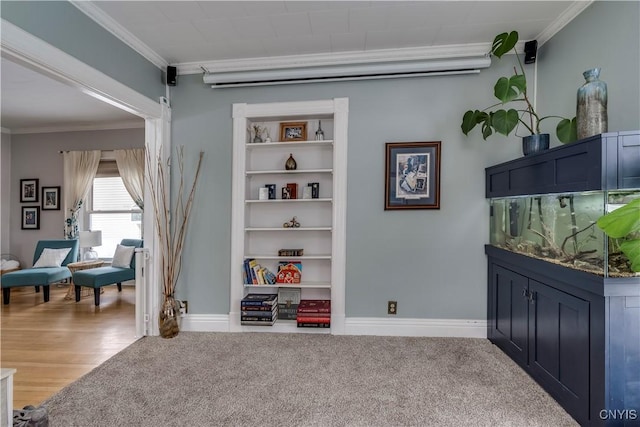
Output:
[[20, 178, 39, 203], [21, 206, 40, 230], [42, 186, 61, 210], [279, 122, 307, 142], [385, 141, 441, 210]]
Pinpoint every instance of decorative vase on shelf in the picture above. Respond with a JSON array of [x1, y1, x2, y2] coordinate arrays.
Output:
[[253, 135, 263, 143], [158, 295, 180, 338], [576, 68, 608, 140], [315, 120, 325, 141], [285, 153, 297, 170]]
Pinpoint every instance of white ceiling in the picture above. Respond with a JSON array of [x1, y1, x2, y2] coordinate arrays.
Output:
[[1, 1, 586, 133]]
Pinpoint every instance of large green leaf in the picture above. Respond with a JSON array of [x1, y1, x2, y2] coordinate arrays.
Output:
[[491, 109, 519, 135], [556, 118, 577, 143], [597, 198, 640, 238], [461, 110, 487, 135], [491, 31, 519, 58], [620, 239, 640, 272], [494, 75, 526, 103]]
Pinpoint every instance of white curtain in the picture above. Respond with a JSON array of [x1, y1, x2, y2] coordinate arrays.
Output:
[[114, 148, 145, 210], [63, 150, 101, 239]]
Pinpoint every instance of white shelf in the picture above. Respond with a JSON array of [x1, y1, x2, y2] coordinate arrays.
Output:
[[246, 169, 332, 175], [245, 198, 332, 203], [245, 227, 332, 232], [246, 140, 334, 149], [243, 281, 332, 289], [231, 98, 348, 335], [245, 254, 331, 260]]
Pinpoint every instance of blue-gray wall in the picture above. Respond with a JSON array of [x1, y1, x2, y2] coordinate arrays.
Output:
[[537, 1, 640, 144], [1, 1, 164, 101], [170, 58, 523, 319]]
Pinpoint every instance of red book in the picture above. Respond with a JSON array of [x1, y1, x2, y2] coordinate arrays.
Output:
[[297, 312, 330, 318], [295, 316, 330, 323], [297, 299, 331, 313]]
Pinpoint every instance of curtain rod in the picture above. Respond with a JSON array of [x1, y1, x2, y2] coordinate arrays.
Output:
[[58, 149, 115, 154]]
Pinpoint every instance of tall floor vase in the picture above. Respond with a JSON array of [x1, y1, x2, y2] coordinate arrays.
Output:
[[159, 295, 180, 338]]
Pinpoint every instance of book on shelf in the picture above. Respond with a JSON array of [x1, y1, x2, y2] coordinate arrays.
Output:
[[241, 314, 277, 322], [296, 312, 330, 318], [297, 322, 330, 328], [241, 308, 277, 317], [243, 259, 276, 285], [241, 319, 276, 326], [295, 316, 330, 323], [297, 299, 331, 313], [278, 288, 301, 320], [241, 293, 278, 306], [241, 304, 277, 311]]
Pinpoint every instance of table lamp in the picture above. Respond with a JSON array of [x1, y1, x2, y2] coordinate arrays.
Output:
[[79, 230, 102, 261]]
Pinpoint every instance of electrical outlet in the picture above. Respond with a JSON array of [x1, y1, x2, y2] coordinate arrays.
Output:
[[179, 300, 188, 316], [388, 301, 397, 315]]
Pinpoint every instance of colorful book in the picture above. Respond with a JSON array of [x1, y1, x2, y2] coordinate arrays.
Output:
[[241, 319, 276, 326], [297, 312, 330, 318], [295, 316, 330, 323], [278, 288, 301, 320], [241, 309, 277, 318], [297, 299, 331, 313]]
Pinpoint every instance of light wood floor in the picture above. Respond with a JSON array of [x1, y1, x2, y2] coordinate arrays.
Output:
[[0, 283, 138, 409]]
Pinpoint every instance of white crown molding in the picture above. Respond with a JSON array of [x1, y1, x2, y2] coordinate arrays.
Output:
[[536, 1, 594, 46], [9, 120, 145, 135], [1, 19, 161, 119], [70, 1, 168, 70], [179, 43, 492, 75]]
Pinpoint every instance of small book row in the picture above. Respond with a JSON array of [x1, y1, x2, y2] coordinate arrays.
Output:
[[241, 292, 330, 328], [243, 258, 302, 285]]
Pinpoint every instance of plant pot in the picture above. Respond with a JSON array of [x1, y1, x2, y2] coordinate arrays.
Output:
[[522, 134, 550, 156], [158, 295, 180, 338]]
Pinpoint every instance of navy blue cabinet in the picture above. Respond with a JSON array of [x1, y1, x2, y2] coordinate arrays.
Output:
[[486, 131, 640, 426]]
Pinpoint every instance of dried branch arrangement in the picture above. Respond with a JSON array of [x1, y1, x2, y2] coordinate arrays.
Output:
[[146, 146, 204, 298]]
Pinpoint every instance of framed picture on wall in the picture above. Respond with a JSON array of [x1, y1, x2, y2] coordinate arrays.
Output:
[[22, 206, 40, 230], [385, 141, 441, 210], [20, 178, 39, 203], [42, 186, 61, 210], [279, 122, 307, 141]]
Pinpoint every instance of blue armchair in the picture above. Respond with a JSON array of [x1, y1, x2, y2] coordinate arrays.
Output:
[[1, 239, 79, 304], [72, 239, 143, 306]]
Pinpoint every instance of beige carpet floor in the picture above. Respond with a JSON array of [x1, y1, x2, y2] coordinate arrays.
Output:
[[42, 332, 578, 427]]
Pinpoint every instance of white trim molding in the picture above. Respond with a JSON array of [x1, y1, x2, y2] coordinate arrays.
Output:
[[70, 1, 167, 70], [1, 19, 162, 120], [182, 43, 491, 76], [536, 1, 594, 47], [180, 315, 230, 333], [8, 120, 144, 135], [345, 317, 487, 339]]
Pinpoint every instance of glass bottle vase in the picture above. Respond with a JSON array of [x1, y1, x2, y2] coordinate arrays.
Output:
[[576, 68, 608, 140], [158, 295, 180, 338]]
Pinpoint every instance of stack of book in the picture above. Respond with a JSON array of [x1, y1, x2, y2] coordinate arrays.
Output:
[[241, 293, 278, 325], [297, 299, 331, 328]]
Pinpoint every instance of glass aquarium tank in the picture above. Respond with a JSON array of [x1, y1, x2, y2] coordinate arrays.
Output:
[[490, 190, 640, 278]]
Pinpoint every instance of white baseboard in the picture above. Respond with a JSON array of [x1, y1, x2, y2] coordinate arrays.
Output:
[[344, 317, 487, 338], [178, 315, 486, 338], [180, 314, 229, 332]]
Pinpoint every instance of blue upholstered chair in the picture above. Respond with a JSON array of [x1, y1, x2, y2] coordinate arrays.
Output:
[[72, 238, 143, 306], [1, 239, 79, 304]]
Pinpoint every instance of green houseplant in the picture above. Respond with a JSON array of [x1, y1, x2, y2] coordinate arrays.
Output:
[[597, 198, 640, 273], [461, 31, 577, 153]]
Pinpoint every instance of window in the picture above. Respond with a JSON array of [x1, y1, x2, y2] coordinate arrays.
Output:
[[88, 161, 142, 258]]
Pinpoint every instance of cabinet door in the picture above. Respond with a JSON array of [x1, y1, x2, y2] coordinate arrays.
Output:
[[528, 279, 589, 424], [490, 265, 529, 366]]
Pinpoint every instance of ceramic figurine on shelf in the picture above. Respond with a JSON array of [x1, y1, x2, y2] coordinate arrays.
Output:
[[285, 153, 297, 170], [315, 120, 325, 141], [249, 124, 265, 143]]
